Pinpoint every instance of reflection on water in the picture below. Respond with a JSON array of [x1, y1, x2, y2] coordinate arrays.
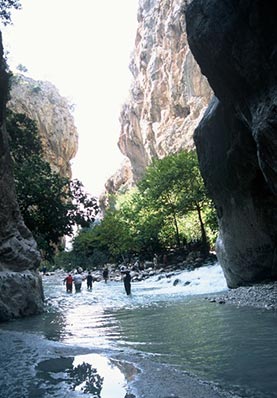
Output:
[[73, 354, 128, 397], [35, 353, 126, 398], [70, 361, 103, 395]]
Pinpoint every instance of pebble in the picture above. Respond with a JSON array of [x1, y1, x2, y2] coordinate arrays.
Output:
[[211, 281, 277, 311]]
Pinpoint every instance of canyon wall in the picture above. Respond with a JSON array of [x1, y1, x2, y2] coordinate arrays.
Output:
[[0, 33, 44, 321], [8, 74, 78, 178], [104, 0, 212, 194], [105, 0, 277, 289], [0, 43, 78, 321], [186, 0, 277, 287]]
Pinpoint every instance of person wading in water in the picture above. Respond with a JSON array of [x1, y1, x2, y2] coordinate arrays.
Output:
[[73, 273, 83, 293], [86, 271, 93, 290], [102, 266, 109, 283], [120, 266, 132, 296], [64, 274, 73, 293]]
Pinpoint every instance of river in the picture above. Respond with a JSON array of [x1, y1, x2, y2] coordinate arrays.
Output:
[[0, 263, 277, 398]]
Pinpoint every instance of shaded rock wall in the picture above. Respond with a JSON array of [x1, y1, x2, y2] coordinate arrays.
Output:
[[186, 0, 277, 287], [0, 33, 44, 321], [105, 0, 212, 193], [8, 74, 78, 178]]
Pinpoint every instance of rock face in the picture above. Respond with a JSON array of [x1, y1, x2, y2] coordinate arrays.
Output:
[[105, 0, 212, 192], [186, 0, 277, 287], [100, 158, 134, 208], [8, 74, 78, 178], [0, 33, 44, 320]]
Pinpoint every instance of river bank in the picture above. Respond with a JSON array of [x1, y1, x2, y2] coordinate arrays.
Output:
[[111, 351, 243, 398], [209, 281, 277, 311], [0, 326, 243, 398]]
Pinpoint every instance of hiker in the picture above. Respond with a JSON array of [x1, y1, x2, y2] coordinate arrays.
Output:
[[73, 273, 83, 292], [132, 259, 140, 272], [86, 271, 93, 290], [120, 266, 131, 296], [153, 253, 158, 268], [64, 273, 73, 293], [103, 267, 109, 283]]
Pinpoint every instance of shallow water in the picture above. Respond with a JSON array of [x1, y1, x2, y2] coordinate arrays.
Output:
[[1, 263, 277, 397]]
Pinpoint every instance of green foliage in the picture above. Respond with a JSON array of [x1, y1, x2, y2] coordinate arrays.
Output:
[[6, 110, 99, 260], [0, 0, 21, 25], [138, 150, 212, 255], [70, 151, 218, 267], [53, 249, 102, 272]]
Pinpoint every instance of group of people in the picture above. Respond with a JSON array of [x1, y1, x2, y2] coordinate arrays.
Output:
[[63, 270, 97, 293], [63, 266, 132, 296]]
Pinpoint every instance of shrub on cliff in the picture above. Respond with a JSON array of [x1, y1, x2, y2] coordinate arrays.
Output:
[[0, 0, 21, 25]]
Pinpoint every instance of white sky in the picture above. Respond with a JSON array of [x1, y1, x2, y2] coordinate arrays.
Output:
[[1, 0, 138, 197]]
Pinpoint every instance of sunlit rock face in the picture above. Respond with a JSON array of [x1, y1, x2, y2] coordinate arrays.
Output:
[[0, 34, 44, 321], [186, 0, 277, 287], [108, 0, 212, 190], [8, 74, 78, 178]]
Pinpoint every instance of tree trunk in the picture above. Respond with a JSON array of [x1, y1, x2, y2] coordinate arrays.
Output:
[[196, 203, 210, 258], [172, 209, 181, 248]]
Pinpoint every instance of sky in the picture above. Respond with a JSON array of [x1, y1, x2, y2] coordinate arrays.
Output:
[[1, 0, 139, 197]]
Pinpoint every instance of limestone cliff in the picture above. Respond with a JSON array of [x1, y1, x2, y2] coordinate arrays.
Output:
[[186, 0, 277, 287], [7, 74, 78, 178], [0, 33, 44, 321], [105, 0, 212, 193]]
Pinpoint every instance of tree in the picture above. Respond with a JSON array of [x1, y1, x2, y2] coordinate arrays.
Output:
[[0, 0, 21, 25], [70, 152, 217, 266], [6, 110, 99, 259], [118, 189, 164, 256], [138, 151, 212, 257]]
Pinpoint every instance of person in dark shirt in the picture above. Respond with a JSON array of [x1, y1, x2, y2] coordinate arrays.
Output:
[[120, 266, 131, 295], [86, 271, 93, 290], [102, 267, 109, 283]]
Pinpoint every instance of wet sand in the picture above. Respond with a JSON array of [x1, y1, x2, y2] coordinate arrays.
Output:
[[112, 352, 242, 398]]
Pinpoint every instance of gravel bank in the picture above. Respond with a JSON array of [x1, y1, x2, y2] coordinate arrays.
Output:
[[208, 281, 277, 311]]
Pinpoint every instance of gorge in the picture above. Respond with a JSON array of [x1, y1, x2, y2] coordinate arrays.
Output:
[[0, 0, 276, 321]]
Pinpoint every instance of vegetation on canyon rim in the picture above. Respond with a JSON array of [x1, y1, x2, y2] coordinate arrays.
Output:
[[0, 0, 21, 25]]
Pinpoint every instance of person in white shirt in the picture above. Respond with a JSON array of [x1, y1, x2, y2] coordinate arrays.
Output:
[[73, 273, 83, 292]]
